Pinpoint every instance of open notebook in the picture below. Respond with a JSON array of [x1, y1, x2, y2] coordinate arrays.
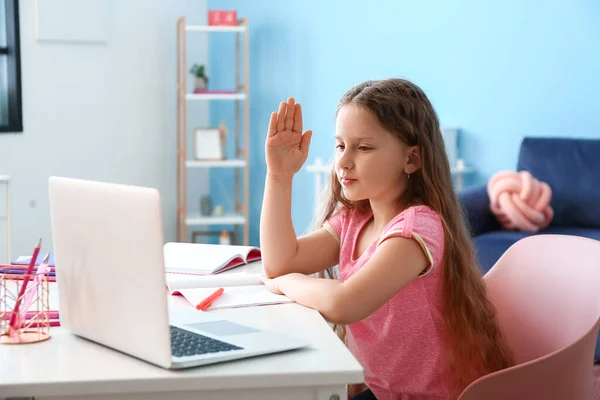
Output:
[[163, 242, 261, 275], [165, 270, 293, 310]]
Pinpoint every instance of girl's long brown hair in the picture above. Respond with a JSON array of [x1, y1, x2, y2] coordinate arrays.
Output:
[[316, 78, 514, 397]]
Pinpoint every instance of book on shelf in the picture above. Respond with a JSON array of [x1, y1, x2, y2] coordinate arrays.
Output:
[[192, 89, 238, 94], [163, 242, 261, 275]]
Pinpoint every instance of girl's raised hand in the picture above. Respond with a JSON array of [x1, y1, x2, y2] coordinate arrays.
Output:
[[265, 97, 313, 178]]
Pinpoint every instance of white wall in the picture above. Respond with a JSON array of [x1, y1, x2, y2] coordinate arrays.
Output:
[[0, 0, 209, 261]]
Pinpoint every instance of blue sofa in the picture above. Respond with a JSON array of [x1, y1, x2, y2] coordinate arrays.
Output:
[[457, 137, 600, 363]]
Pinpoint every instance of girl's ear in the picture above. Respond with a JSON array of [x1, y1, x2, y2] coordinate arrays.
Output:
[[405, 145, 422, 174]]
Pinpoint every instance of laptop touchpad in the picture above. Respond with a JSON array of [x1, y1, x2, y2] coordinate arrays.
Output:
[[186, 320, 260, 336]]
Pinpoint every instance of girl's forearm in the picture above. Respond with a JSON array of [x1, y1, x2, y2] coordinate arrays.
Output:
[[260, 174, 299, 277], [277, 273, 346, 323]]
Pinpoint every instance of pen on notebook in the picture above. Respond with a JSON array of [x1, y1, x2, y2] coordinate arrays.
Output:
[[196, 287, 225, 311], [9, 238, 42, 332]]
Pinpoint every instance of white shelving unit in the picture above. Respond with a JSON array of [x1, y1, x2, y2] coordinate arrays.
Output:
[[451, 164, 475, 189], [185, 159, 247, 168], [186, 25, 246, 33], [185, 93, 246, 101], [176, 17, 250, 245], [186, 214, 246, 226]]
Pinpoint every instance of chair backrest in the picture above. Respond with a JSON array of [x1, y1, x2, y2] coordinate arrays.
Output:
[[458, 234, 600, 400], [458, 319, 600, 400], [517, 137, 600, 228]]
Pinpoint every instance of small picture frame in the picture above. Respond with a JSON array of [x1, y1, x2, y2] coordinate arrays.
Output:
[[194, 127, 224, 160]]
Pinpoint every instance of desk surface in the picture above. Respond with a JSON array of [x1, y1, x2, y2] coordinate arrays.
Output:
[[0, 263, 363, 398]]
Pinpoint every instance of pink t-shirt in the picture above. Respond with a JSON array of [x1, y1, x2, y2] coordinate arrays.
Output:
[[324, 205, 450, 400]]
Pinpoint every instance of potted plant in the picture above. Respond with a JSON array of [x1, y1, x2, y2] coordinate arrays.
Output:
[[190, 64, 208, 93]]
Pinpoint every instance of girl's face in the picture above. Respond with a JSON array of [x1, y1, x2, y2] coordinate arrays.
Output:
[[334, 104, 413, 204]]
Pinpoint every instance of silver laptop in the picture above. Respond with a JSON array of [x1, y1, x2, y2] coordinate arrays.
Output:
[[48, 176, 309, 369]]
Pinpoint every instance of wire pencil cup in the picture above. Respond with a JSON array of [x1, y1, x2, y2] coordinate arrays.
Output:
[[0, 267, 52, 344]]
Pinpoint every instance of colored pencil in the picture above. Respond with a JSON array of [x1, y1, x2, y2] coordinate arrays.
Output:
[[8, 238, 42, 332]]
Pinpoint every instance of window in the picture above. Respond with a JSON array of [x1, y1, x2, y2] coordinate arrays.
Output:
[[0, 0, 22, 133]]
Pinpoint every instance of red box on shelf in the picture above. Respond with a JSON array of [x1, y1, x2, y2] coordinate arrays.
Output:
[[208, 10, 238, 26]]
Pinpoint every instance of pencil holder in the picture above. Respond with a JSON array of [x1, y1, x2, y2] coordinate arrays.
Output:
[[0, 267, 52, 344]]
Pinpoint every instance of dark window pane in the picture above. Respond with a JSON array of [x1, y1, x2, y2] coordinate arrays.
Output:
[[0, 56, 8, 125], [1, 0, 7, 125], [0, 0, 22, 133], [1, 0, 8, 126], [0, 3, 6, 47]]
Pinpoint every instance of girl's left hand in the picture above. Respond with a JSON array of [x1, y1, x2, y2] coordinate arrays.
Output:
[[261, 276, 284, 295]]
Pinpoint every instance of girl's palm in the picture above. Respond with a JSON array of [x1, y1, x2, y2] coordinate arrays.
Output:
[[265, 97, 313, 177]]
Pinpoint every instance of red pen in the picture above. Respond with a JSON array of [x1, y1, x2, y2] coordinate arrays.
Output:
[[9, 238, 42, 332], [196, 287, 225, 311]]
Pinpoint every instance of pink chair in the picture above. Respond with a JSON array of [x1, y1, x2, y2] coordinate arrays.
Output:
[[458, 234, 600, 400]]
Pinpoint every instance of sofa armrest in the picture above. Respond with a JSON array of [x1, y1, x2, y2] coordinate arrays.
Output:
[[456, 184, 500, 237]]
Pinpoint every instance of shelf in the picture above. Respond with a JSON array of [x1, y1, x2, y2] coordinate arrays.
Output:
[[0, 176, 9, 182], [186, 214, 246, 226], [186, 159, 246, 168], [185, 25, 246, 33], [186, 92, 246, 101]]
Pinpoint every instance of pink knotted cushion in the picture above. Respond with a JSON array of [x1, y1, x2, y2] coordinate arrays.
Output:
[[487, 170, 554, 232]]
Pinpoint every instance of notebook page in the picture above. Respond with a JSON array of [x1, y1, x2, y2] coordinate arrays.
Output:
[[166, 272, 263, 293], [177, 286, 293, 310]]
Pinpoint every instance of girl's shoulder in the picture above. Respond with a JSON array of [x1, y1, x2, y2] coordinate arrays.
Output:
[[390, 204, 441, 221], [380, 205, 446, 275], [411, 204, 443, 221], [386, 205, 444, 236]]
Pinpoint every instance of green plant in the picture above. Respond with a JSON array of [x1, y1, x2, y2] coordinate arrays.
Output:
[[190, 64, 208, 82]]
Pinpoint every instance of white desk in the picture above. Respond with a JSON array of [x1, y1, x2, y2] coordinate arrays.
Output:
[[0, 263, 364, 399]]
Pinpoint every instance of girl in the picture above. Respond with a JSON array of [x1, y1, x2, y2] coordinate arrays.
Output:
[[259, 78, 514, 400]]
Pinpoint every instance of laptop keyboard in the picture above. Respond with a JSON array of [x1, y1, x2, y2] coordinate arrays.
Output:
[[170, 325, 243, 358]]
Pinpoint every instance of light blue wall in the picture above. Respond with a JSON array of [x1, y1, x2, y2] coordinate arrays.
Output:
[[207, 0, 600, 246]]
